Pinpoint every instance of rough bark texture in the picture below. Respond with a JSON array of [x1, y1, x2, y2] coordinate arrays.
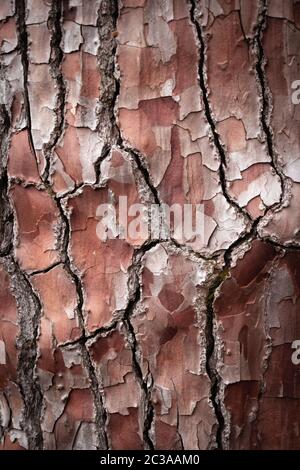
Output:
[[0, 0, 300, 450]]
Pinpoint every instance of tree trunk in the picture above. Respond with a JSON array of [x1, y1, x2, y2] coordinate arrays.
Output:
[[0, 0, 300, 450]]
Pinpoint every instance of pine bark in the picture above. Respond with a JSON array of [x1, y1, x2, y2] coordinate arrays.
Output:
[[0, 0, 300, 450]]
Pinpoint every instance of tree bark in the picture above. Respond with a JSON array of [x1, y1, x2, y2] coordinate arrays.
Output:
[[0, 0, 300, 450]]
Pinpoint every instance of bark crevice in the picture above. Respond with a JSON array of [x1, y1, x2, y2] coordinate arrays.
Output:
[[43, 0, 66, 183], [0, 104, 43, 450], [253, 0, 286, 212], [189, 0, 251, 226]]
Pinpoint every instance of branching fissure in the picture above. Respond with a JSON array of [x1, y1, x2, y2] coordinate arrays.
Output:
[[188, 0, 238, 448], [187, 0, 285, 448], [96, 0, 160, 447]]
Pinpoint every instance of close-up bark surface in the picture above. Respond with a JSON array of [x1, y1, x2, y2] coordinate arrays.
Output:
[[0, 0, 299, 450]]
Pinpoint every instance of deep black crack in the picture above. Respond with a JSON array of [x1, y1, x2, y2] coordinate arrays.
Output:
[[122, 240, 162, 450], [0, 172, 14, 257], [204, 221, 257, 449], [189, 0, 251, 226], [15, 0, 39, 170], [188, 0, 236, 448], [201, 198, 282, 448], [80, 345, 109, 450], [59, 319, 120, 349], [205, 270, 227, 449], [170, 236, 220, 262], [253, 0, 285, 209], [123, 311, 155, 450], [94, 145, 111, 185], [260, 237, 300, 252], [0, 104, 13, 257], [224, 217, 260, 267], [29, 261, 62, 276], [204, 214, 258, 449], [125, 148, 161, 206]]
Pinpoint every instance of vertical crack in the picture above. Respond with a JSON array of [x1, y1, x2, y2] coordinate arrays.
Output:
[[204, 230, 256, 449], [255, 257, 281, 442], [15, 0, 108, 449], [205, 270, 227, 449], [128, 149, 161, 206], [96, 0, 162, 207], [0, 102, 43, 449], [203, 209, 268, 448], [0, 103, 13, 257], [15, 0, 38, 166], [3, 256, 44, 450], [189, 0, 251, 226], [95, 2, 163, 447], [187, 0, 281, 448], [121, 241, 162, 450], [94, 0, 120, 184], [188, 0, 237, 448], [45, 5, 108, 445], [253, 0, 285, 209], [123, 311, 154, 450], [0, 172, 13, 257], [38, 0, 109, 447], [96, 0, 119, 145], [79, 344, 109, 450], [42, 0, 66, 183]]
